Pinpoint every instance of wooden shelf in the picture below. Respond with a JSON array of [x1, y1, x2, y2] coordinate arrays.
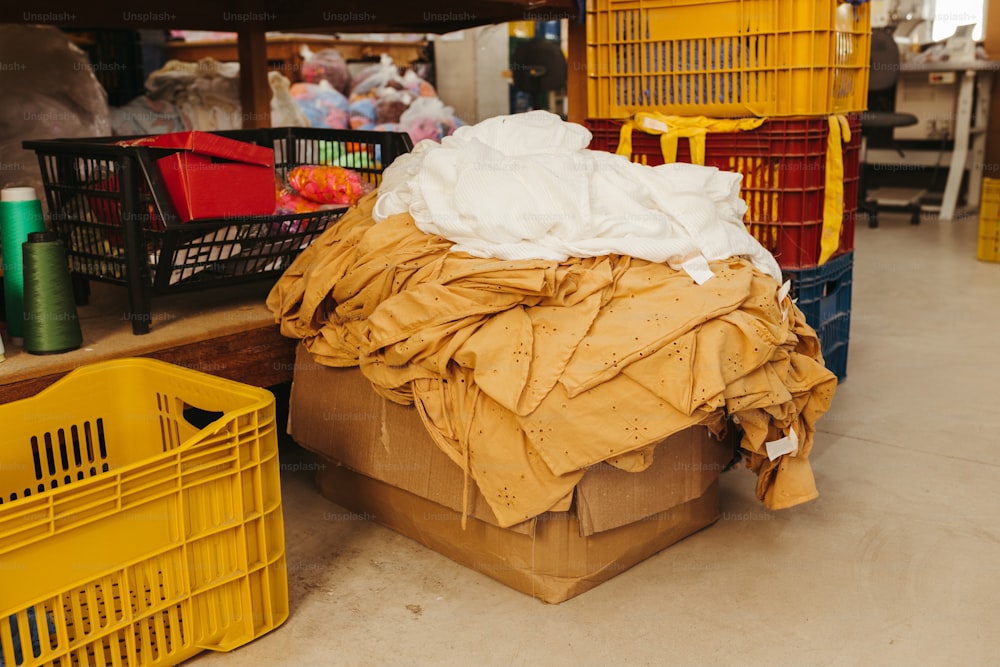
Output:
[[1, 1, 576, 33], [165, 34, 430, 83], [2, 0, 576, 127]]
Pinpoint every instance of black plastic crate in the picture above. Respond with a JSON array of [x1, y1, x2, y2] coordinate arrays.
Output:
[[23, 127, 412, 334], [783, 252, 853, 382]]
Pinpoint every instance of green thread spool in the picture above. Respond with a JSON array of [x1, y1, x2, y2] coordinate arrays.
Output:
[[1, 186, 47, 340], [22, 231, 83, 355]]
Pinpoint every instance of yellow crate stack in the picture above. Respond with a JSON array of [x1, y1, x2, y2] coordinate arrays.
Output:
[[977, 178, 1000, 262]]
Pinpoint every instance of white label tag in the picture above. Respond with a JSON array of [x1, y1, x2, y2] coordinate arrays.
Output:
[[778, 280, 791, 321], [639, 117, 671, 134], [765, 427, 799, 461], [681, 256, 715, 285], [778, 280, 791, 302]]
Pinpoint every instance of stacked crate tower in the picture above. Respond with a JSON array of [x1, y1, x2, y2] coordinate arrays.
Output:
[[583, 0, 871, 381]]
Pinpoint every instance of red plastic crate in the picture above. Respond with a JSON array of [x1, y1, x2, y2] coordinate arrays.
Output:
[[586, 116, 860, 269]]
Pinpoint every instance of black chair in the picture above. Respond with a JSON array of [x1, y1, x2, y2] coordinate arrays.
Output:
[[859, 28, 925, 227]]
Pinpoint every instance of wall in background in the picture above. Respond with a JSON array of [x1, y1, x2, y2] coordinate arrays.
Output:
[[433, 25, 510, 124]]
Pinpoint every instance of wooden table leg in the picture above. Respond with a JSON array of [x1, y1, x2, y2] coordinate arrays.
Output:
[[237, 24, 272, 129], [566, 17, 587, 124]]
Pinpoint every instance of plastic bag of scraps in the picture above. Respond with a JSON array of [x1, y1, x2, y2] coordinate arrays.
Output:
[[374, 87, 414, 124], [398, 96, 465, 144], [348, 54, 404, 97], [349, 96, 378, 130], [299, 45, 351, 94], [290, 79, 350, 129], [274, 165, 372, 216]]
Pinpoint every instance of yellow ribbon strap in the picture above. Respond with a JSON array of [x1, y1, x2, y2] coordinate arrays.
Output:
[[616, 122, 635, 160], [819, 114, 850, 265], [615, 113, 766, 166]]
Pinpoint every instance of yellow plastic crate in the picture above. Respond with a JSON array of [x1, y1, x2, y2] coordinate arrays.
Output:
[[586, 0, 871, 118], [977, 178, 1000, 262], [0, 358, 288, 667]]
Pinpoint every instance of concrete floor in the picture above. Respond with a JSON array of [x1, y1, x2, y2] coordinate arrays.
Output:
[[185, 210, 1000, 667]]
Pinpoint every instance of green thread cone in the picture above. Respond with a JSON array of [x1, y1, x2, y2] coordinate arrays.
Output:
[[22, 231, 83, 355], [1, 187, 47, 339]]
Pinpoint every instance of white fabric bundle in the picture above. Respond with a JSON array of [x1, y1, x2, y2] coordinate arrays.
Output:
[[374, 110, 782, 284]]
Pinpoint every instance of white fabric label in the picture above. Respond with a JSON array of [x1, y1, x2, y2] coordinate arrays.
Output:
[[765, 427, 799, 461], [778, 280, 791, 321], [639, 117, 671, 134], [680, 255, 715, 285]]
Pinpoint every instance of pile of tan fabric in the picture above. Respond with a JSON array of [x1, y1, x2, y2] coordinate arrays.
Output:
[[268, 192, 837, 528]]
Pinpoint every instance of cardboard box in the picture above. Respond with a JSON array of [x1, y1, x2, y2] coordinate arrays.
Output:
[[288, 344, 735, 603], [134, 131, 276, 222]]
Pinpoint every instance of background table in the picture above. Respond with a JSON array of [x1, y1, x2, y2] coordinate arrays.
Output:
[[866, 60, 998, 220]]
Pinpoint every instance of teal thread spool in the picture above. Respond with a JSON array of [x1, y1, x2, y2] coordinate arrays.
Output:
[[22, 231, 83, 355], [1, 186, 47, 340]]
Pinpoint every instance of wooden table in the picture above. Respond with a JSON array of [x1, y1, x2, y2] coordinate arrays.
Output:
[[866, 60, 998, 220], [0, 279, 297, 404]]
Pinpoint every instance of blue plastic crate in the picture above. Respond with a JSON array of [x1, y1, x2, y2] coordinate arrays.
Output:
[[817, 312, 850, 382], [784, 252, 853, 382], [784, 252, 853, 328]]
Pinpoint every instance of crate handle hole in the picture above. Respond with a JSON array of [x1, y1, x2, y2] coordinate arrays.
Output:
[[182, 404, 225, 430]]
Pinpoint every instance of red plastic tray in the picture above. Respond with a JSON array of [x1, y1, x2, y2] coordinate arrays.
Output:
[[586, 116, 860, 269]]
